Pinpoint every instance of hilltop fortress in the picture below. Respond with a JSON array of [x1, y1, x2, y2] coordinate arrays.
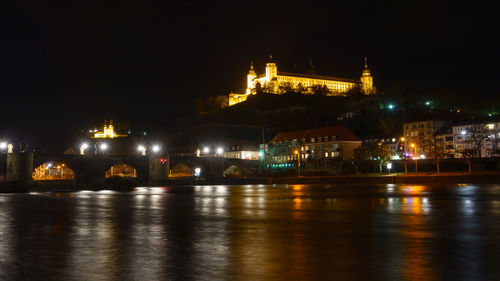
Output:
[[228, 57, 374, 106]]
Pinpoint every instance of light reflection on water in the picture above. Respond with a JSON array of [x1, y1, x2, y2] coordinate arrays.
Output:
[[1, 184, 500, 280]]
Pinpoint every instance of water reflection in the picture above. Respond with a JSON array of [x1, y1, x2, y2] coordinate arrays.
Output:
[[0, 184, 499, 280]]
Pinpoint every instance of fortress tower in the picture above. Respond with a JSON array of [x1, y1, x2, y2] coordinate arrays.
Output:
[[360, 57, 374, 94], [246, 61, 257, 94]]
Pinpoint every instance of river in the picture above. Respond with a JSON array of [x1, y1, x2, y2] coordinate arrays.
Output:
[[1, 184, 500, 280]]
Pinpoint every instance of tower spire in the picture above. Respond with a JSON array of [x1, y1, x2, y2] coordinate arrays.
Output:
[[248, 61, 256, 75], [364, 57, 368, 69]]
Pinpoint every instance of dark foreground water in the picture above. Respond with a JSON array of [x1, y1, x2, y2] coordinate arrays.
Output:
[[1, 184, 500, 281]]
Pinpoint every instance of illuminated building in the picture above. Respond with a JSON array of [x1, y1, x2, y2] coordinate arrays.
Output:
[[263, 126, 362, 168], [229, 58, 375, 106], [91, 121, 126, 139], [402, 120, 447, 156], [453, 122, 500, 158], [223, 143, 261, 160]]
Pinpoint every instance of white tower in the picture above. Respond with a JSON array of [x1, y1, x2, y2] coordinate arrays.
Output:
[[360, 57, 374, 94], [265, 56, 277, 83], [246, 61, 257, 94]]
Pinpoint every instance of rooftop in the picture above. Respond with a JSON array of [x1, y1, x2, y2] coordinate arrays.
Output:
[[278, 72, 359, 83]]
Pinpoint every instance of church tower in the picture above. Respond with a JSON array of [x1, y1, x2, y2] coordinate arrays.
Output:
[[360, 57, 374, 94], [246, 61, 257, 94]]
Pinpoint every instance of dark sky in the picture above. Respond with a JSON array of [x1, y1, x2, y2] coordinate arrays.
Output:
[[0, 0, 497, 143]]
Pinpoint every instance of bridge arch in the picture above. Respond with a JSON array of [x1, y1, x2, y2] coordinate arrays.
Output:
[[33, 162, 75, 181], [223, 164, 248, 177], [223, 159, 257, 177], [169, 163, 194, 178], [105, 163, 137, 178], [102, 159, 148, 185]]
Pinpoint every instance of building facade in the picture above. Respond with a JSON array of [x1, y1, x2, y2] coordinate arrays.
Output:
[[229, 58, 374, 106], [263, 126, 362, 169], [402, 120, 447, 157], [435, 132, 455, 158], [453, 122, 500, 158]]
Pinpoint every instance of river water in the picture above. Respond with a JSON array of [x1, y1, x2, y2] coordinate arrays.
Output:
[[1, 184, 500, 281]]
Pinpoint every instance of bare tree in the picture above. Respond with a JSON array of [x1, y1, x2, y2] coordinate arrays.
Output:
[[458, 124, 489, 173], [461, 145, 477, 174], [423, 134, 447, 174]]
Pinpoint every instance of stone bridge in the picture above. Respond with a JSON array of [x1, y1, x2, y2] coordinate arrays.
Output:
[[1, 153, 260, 186], [35, 153, 151, 185], [167, 156, 260, 179]]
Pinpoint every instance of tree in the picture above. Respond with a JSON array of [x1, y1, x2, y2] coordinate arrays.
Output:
[[262, 82, 275, 94], [277, 82, 294, 94], [458, 124, 489, 173], [295, 83, 307, 94], [345, 85, 365, 101], [310, 84, 331, 96], [423, 134, 447, 174], [354, 142, 392, 173], [468, 125, 487, 158], [461, 146, 477, 174]]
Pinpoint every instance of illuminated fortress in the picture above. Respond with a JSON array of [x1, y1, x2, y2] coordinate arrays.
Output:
[[229, 58, 374, 106]]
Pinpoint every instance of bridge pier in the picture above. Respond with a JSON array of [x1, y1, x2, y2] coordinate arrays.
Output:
[[6, 153, 33, 184], [149, 156, 169, 185], [200, 157, 225, 179]]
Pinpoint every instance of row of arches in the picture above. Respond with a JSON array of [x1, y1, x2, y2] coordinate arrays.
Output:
[[32, 162, 138, 181], [32, 162, 251, 181]]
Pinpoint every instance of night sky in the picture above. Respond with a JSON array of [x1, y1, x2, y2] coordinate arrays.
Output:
[[0, 1, 497, 144]]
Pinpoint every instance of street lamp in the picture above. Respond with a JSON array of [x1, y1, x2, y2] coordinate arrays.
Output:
[[294, 149, 300, 177], [216, 147, 224, 156], [152, 145, 161, 153], [410, 143, 418, 174], [99, 143, 108, 154], [137, 145, 146, 156], [203, 147, 210, 154], [0, 142, 7, 151], [386, 162, 392, 174], [80, 143, 89, 155]]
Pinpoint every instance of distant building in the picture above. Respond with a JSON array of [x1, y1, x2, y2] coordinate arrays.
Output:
[[402, 120, 447, 157], [435, 127, 455, 158], [263, 126, 362, 168], [229, 57, 375, 106], [91, 121, 126, 139], [453, 122, 500, 158], [223, 142, 260, 160], [195, 141, 261, 160]]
